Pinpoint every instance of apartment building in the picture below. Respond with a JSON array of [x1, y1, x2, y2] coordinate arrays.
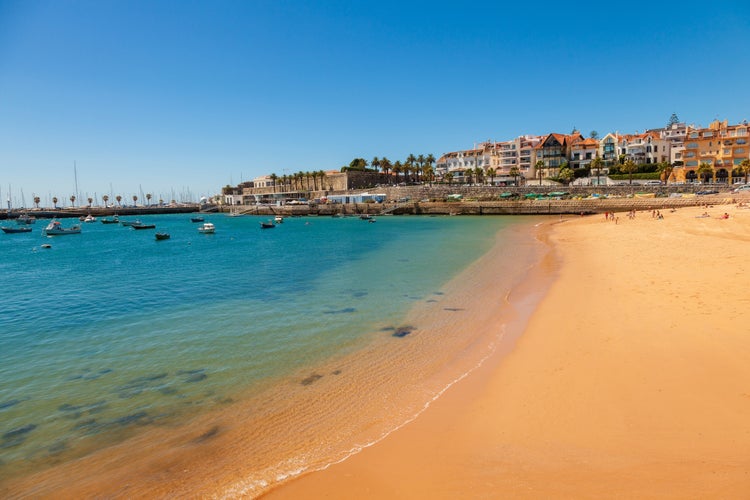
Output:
[[673, 119, 750, 183]]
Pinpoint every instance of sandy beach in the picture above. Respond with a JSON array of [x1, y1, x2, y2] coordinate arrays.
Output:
[[267, 201, 750, 499]]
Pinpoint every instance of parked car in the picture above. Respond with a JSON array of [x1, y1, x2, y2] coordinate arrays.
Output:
[[733, 185, 750, 192]]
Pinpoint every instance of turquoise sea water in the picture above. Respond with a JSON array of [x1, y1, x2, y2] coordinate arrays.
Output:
[[0, 213, 532, 489]]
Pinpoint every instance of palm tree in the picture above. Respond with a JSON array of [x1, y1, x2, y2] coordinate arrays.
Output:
[[474, 167, 484, 185], [697, 162, 714, 184], [464, 169, 473, 185], [33, 196, 40, 209], [371, 156, 380, 174], [445, 172, 454, 185], [416, 154, 425, 183], [407, 154, 417, 183], [116, 195, 122, 207], [658, 161, 674, 185], [146, 193, 152, 206], [102, 195, 109, 207], [87, 197, 93, 207], [591, 154, 604, 186], [739, 159, 750, 184], [132, 195, 138, 206], [392, 161, 403, 183], [380, 157, 392, 183], [52, 196, 58, 209], [487, 167, 497, 186], [317, 170, 327, 192], [70, 195, 76, 207], [535, 160, 545, 186], [623, 159, 637, 185], [423, 165, 435, 186], [508, 166, 520, 186], [270, 173, 278, 193]]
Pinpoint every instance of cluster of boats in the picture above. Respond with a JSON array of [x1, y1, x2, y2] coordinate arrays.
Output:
[[2, 212, 296, 239], [0, 213, 218, 240]]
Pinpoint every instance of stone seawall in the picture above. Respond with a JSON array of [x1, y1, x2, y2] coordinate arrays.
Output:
[[226, 194, 737, 217]]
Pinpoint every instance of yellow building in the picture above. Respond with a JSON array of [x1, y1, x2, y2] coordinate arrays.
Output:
[[673, 120, 750, 183]]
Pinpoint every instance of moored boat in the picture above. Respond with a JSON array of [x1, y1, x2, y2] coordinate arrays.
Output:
[[43, 220, 81, 236], [101, 215, 120, 224], [131, 223, 156, 230], [274, 215, 284, 223], [197, 222, 215, 234], [15, 214, 36, 225], [121, 219, 141, 227], [191, 216, 205, 223], [260, 221, 275, 229], [155, 232, 171, 240], [2, 226, 32, 234]]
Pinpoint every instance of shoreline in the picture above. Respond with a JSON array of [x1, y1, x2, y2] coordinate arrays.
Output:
[[266, 203, 750, 498], [1, 217, 553, 498]]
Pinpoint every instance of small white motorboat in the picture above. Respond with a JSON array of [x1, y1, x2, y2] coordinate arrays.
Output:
[[198, 222, 215, 234]]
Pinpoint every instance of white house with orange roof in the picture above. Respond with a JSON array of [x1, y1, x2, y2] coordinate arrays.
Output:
[[569, 136, 599, 170], [620, 131, 670, 165]]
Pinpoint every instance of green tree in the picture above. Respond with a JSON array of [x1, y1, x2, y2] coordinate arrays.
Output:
[[87, 197, 93, 207], [371, 156, 380, 173], [34, 196, 40, 209], [558, 166, 574, 185], [667, 112, 680, 127], [116, 195, 122, 206], [102, 194, 109, 207], [590, 130, 599, 139], [444, 172, 454, 185], [70, 195, 76, 207], [132, 195, 137, 206], [270, 173, 278, 193], [146, 193, 152, 206], [52, 196, 58, 209]]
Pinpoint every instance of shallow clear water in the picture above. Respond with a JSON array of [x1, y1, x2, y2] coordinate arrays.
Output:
[[0, 213, 523, 477]]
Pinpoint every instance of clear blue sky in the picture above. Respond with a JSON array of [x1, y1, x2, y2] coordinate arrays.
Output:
[[1, 1, 749, 206]]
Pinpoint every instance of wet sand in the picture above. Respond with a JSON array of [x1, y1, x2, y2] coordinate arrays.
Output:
[[268, 203, 750, 499]]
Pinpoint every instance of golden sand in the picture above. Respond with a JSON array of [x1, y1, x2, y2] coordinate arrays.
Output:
[[267, 202, 750, 499]]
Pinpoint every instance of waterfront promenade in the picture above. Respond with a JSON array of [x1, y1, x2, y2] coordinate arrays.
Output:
[[4, 188, 744, 220]]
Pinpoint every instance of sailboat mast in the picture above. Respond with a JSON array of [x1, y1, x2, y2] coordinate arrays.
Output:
[[74, 161, 80, 206]]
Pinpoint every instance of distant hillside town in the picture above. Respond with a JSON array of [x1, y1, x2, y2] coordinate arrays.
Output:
[[221, 115, 750, 205]]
